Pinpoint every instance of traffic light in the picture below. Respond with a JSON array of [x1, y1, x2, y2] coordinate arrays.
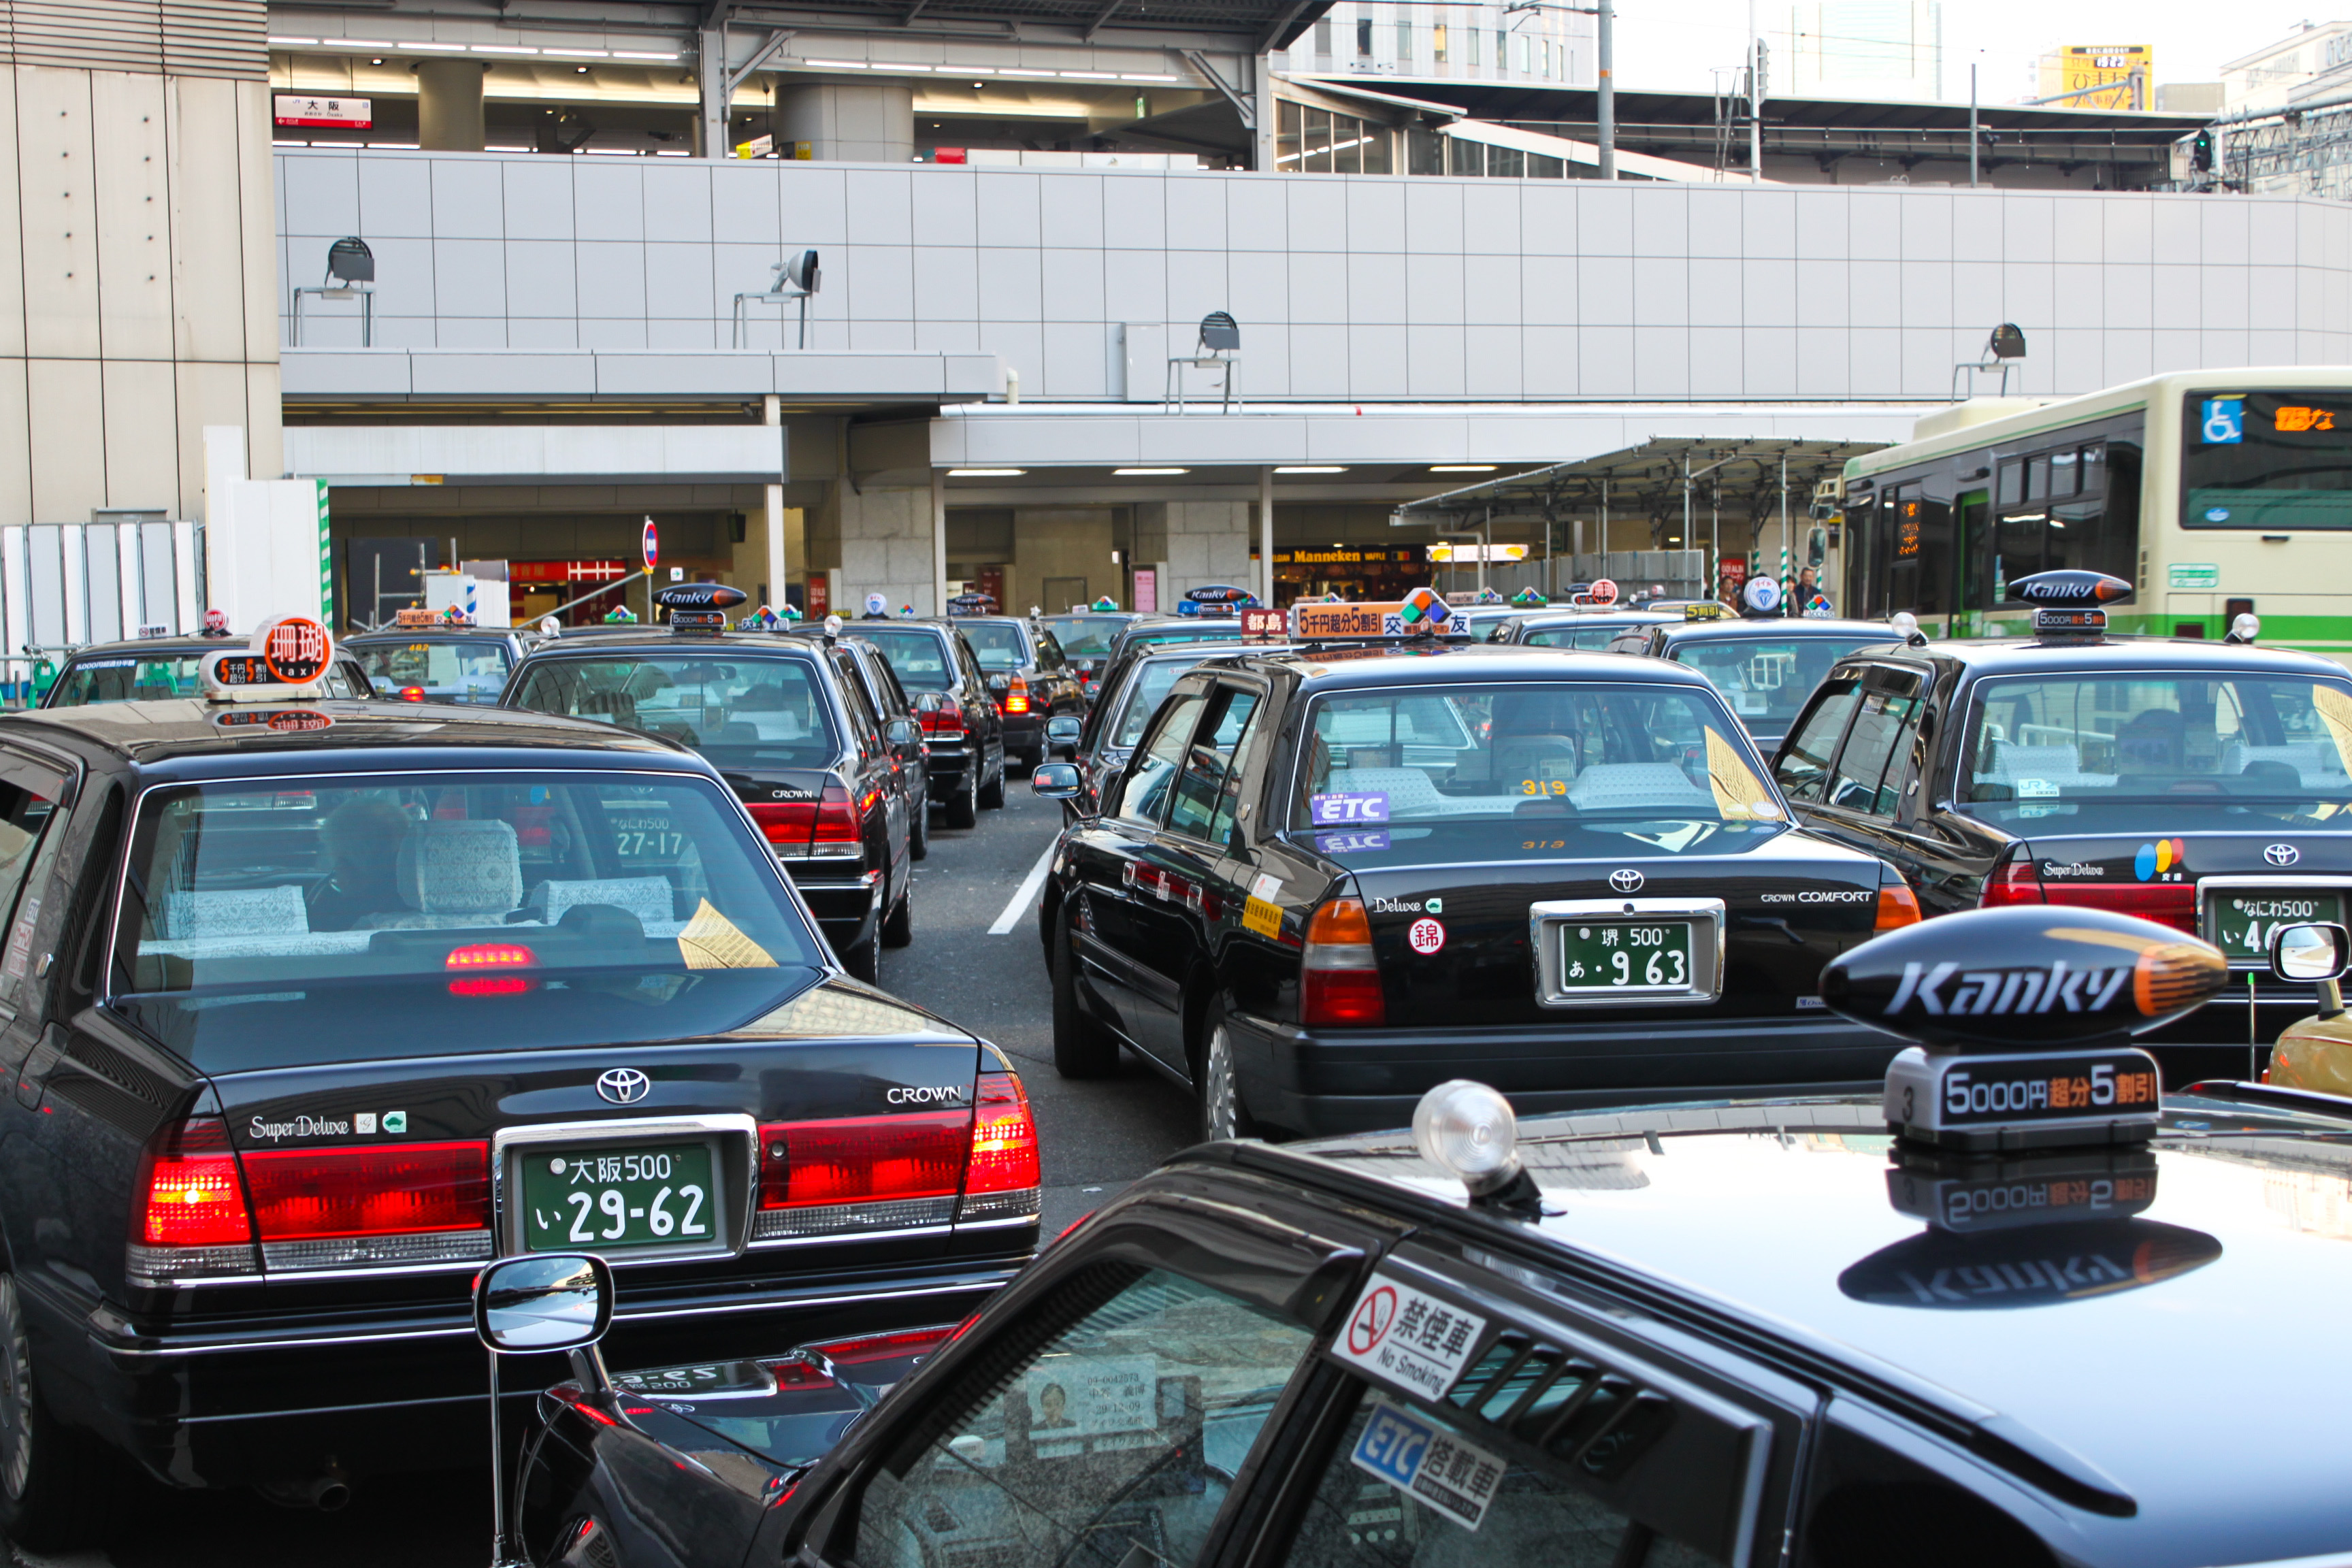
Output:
[[2191, 128, 2215, 172]]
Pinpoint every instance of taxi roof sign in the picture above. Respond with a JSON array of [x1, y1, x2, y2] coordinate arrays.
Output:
[[200, 615, 336, 703], [1683, 602, 1729, 621], [1288, 595, 1471, 642]]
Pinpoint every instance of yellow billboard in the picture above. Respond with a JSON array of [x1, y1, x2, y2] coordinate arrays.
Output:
[[2038, 45, 2152, 110]]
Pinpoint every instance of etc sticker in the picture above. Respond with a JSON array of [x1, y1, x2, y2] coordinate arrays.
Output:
[[1311, 791, 1389, 826], [1408, 917, 1446, 955], [1243, 896, 1284, 938], [1352, 1399, 1506, 1534], [1332, 1274, 1488, 1401], [1318, 830, 1391, 855]]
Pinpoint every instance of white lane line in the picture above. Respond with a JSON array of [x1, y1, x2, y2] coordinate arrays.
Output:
[[988, 840, 1059, 936]]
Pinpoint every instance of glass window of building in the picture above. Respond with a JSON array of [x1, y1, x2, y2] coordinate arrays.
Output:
[[1396, 18, 1411, 61], [1434, 22, 1448, 61]]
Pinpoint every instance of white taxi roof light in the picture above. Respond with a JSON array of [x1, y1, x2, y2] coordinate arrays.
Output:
[[1889, 610, 1918, 638], [1411, 1079, 1522, 1196], [2227, 611, 2260, 645]]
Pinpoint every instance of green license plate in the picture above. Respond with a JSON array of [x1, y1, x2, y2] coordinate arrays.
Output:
[[519, 1143, 718, 1252], [2208, 889, 2346, 962], [1556, 920, 1697, 992]]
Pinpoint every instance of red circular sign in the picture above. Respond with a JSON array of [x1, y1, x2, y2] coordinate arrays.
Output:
[[259, 616, 331, 684], [1346, 1286, 1397, 1356], [1408, 917, 1446, 955], [1588, 578, 1619, 606]]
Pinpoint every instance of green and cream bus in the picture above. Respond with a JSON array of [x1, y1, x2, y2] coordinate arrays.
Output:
[[1837, 369, 2352, 662]]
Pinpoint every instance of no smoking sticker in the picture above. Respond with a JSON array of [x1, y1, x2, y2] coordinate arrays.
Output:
[[1330, 1274, 1488, 1401], [1408, 918, 1445, 955]]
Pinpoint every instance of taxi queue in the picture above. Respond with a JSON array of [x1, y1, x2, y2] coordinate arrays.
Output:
[[14, 572, 2352, 1568]]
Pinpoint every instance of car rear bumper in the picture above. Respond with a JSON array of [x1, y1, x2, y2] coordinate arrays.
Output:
[[1000, 714, 1043, 753], [781, 863, 882, 949], [29, 1254, 1024, 1490], [1226, 1009, 1902, 1138], [924, 742, 970, 794]]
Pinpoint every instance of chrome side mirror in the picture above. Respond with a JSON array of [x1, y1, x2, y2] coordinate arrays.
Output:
[[986, 674, 1011, 695], [885, 717, 918, 747], [1045, 715, 1083, 752], [2271, 921, 2350, 1020], [1031, 762, 1083, 800], [475, 1253, 612, 1352]]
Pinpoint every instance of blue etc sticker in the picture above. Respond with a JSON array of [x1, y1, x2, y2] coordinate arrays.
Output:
[[1317, 830, 1392, 855], [1350, 1399, 1506, 1533], [1311, 791, 1390, 826], [2202, 397, 2244, 444]]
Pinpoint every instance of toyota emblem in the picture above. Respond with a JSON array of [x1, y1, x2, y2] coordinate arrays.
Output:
[[1609, 868, 1645, 894], [595, 1068, 652, 1105], [2266, 843, 2302, 868]]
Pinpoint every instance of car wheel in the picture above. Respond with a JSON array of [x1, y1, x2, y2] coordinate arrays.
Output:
[[1197, 1001, 1259, 1143], [0, 1272, 108, 1552], [881, 880, 914, 948], [979, 753, 1007, 810], [1051, 910, 1120, 1079], [909, 790, 930, 862], [843, 935, 881, 984], [945, 766, 978, 830]]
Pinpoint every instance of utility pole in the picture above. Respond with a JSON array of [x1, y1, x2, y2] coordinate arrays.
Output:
[[1597, 0, 1616, 179]]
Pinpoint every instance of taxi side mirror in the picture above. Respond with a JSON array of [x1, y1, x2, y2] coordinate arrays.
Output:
[[2270, 922, 2349, 1021], [986, 674, 1011, 696], [885, 717, 917, 747], [1046, 715, 1083, 750], [474, 1253, 612, 1353], [1032, 762, 1083, 800]]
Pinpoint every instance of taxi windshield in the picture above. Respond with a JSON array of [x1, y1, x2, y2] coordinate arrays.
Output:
[[1959, 673, 2352, 829], [1041, 615, 1124, 657], [1521, 620, 1642, 651], [108, 772, 821, 1070], [351, 639, 511, 704], [1672, 634, 1892, 732], [508, 654, 838, 769], [1112, 656, 1216, 749], [858, 628, 954, 691], [1128, 623, 1240, 652], [958, 623, 1030, 672], [51, 654, 203, 705], [1285, 681, 1784, 843]]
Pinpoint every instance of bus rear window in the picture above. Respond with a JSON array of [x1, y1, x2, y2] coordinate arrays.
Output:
[[2183, 389, 2352, 530]]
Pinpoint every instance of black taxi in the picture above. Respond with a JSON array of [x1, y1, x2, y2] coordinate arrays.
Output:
[[501, 597, 917, 983], [1028, 601, 1921, 1139], [504, 904, 2352, 1568], [1770, 572, 2352, 1082], [0, 616, 1040, 1550], [344, 620, 529, 704], [45, 633, 375, 706], [1605, 610, 1906, 754], [1489, 605, 1682, 651], [845, 619, 1010, 829]]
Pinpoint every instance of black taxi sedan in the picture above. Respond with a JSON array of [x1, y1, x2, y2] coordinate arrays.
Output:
[[1030, 631, 1920, 1139], [1605, 613, 1904, 754], [1770, 590, 2352, 1081], [502, 619, 916, 983], [44, 634, 376, 706], [1488, 606, 1681, 651], [509, 908, 2352, 1568], [344, 623, 529, 704], [0, 660, 1039, 1549], [844, 619, 1009, 829], [946, 614, 1086, 772]]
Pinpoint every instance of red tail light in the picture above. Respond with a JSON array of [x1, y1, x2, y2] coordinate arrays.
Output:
[[1303, 898, 1386, 1027], [757, 1112, 969, 1209], [446, 943, 535, 969], [919, 704, 966, 740], [242, 1142, 491, 1241], [747, 780, 864, 860], [137, 1117, 252, 1249], [1980, 853, 2193, 932], [398, 685, 425, 702], [804, 1325, 958, 1366], [964, 1072, 1041, 1200], [1002, 675, 1030, 716], [1876, 877, 1922, 931]]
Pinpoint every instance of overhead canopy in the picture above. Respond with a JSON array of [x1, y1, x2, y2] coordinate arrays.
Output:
[[730, 0, 1333, 46], [1390, 438, 1892, 534]]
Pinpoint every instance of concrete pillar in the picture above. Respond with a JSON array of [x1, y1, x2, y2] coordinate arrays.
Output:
[[931, 470, 947, 620], [1011, 509, 1115, 616], [826, 483, 933, 614], [1132, 500, 1252, 600], [763, 394, 785, 609], [416, 60, 488, 152], [774, 82, 915, 163], [696, 27, 727, 159], [1258, 466, 1275, 602]]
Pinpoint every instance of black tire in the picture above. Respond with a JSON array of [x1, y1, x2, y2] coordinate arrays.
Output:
[[1196, 996, 1260, 1143], [0, 1272, 111, 1552], [945, 765, 979, 830], [979, 751, 1007, 811], [843, 934, 881, 983], [881, 879, 914, 948], [909, 788, 930, 862], [1051, 910, 1120, 1079]]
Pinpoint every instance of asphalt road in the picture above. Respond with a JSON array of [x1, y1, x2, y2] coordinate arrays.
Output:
[[8, 768, 1194, 1568]]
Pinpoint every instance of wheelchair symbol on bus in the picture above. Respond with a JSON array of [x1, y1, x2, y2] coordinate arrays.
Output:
[[2202, 397, 2244, 444]]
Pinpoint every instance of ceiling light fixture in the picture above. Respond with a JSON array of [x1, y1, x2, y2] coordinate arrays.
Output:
[[1114, 467, 1188, 476], [1430, 464, 1498, 472], [1275, 465, 1346, 474], [948, 468, 1026, 477]]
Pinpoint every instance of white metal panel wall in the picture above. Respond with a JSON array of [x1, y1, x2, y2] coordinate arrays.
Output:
[[0, 520, 198, 670]]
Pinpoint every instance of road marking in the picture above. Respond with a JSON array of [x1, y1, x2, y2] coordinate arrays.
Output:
[[989, 840, 1058, 935]]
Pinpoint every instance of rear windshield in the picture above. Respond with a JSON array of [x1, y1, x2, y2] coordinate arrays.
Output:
[[1960, 672, 2352, 830], [1126, 624, 1240, 653], [52, 655, 203, 704], [1672, 634, 1891, 732], [1282, 682, 1784, 853], [1522, 621, 1644, 651], [860, 629, 955, 691], [1042, 616, 1124, 657], [509, 654, 838, 770], [959, 623, 1030, 672], [108, 772, 821, 1069], [353, 640, 512, 704]]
